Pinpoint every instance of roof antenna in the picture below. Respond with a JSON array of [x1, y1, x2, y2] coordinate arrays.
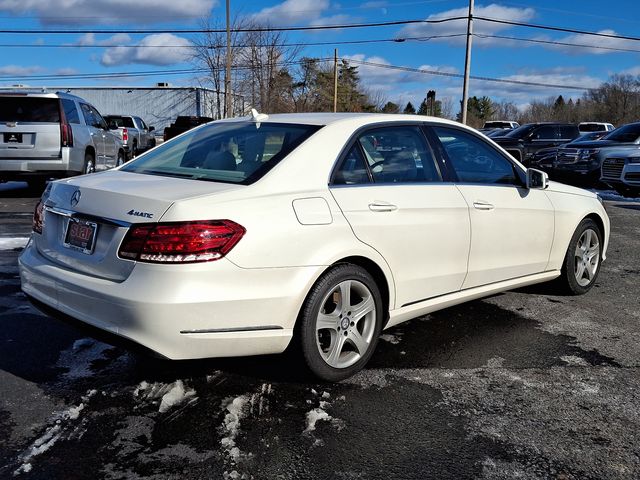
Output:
[[249, 108, 269, 128]]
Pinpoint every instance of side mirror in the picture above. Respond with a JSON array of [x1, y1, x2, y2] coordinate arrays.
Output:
[[527, 168, 548, 189], [149, 126, 155, 132]]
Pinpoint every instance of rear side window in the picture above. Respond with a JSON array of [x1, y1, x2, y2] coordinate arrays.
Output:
[[120, 122, 321, 185], [433, 126, 520, 185], [559, 126, 578, 139], [0, 96, 60, 122], [532, 125, 556, 140], [123, 117, 135, 128], [61, 99, 81, 124]]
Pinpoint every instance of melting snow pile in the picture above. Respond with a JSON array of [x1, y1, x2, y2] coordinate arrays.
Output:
[[0, 237, 29, 250], [134, 380, 197, 413], [220, 395, 250, 462], [304, 408, 332, 432], [14, 390, 97, 475]]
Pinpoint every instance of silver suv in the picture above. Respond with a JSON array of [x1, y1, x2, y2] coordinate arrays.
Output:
[[0, 91, 125, 189]]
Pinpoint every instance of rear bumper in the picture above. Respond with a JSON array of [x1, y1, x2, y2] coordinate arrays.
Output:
[[0, 147, 84, 178], [19, 241, 323, 360]]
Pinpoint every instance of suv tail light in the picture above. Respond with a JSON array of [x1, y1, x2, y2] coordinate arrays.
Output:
[[58, 99, 73, 147], [118, 220, 245, 263], [122, 128, 128, 142], [33, 200, 44, 234]]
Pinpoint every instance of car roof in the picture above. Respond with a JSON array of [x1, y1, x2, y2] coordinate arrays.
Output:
[[216, 112, 465, 128]]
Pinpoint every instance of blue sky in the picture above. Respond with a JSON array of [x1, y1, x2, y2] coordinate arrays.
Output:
[[0, 0, 639, 111]]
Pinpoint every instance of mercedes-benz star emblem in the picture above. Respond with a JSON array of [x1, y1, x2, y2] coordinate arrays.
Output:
[[70, 190, 81, 207]]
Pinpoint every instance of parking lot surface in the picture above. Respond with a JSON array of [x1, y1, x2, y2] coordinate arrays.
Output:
[[1, 182, 639, 479]]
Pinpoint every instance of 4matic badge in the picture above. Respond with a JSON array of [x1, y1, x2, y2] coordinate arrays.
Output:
[[127, 209, 154, 219]]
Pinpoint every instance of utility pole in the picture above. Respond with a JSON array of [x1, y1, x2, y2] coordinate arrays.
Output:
[[224, 0, 232, 117], [461, 0, 474, 125], [333, 49, 338, 113]]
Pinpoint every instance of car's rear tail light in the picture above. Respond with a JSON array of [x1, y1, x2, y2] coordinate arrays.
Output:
[[58, 99, 73, 147], [33, 200, 44, 234], [122, 128, 128, 142], [60, 123, 73, 147], [118, 220, 245, 263]]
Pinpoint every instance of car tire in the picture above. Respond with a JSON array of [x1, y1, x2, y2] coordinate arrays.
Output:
[[116, 150, 125, 167], [558, 218, 603, 295], [297, 264, 383, 382], [132, 140, 138, 157], [83, 152, 95, 174]]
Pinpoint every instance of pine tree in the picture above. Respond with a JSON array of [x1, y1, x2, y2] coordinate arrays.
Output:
[[403, 101, 416, 114]]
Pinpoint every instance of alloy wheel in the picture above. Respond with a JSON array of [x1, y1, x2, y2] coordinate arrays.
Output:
[[574, 228, 600, 287]]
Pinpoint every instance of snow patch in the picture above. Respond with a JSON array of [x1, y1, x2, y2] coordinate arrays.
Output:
[[133, 380, 196, 413], [560, 355, 590, 367], [14, 390, 96, 475], [380, 333, 402, 344], [0, 237, 29, 250], [485, 356, 505, 368], [304, 408, 332, 432], [56, 338, 113, 379]]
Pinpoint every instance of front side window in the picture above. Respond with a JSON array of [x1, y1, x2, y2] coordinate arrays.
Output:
[[120, 121, 321, 185], [433, 126, 521, 185]]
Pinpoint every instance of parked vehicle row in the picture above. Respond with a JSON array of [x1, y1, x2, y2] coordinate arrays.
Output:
[[163, 116, 213, 142], [481, 119, 640, 196]]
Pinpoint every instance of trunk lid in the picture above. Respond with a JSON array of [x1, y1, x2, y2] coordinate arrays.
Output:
[[36, 170, 244, 281], [0, 94, 62, 160]]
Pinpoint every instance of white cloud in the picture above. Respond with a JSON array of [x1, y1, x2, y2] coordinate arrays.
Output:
[[399, 3, 535, 46], [55, 68, 79, 75], [252, 0, 330, 26], [343, 53, 458, 95], [544, 30, 640, 56], [0, 0, 216, 25], [0, 65, 43, 75], [100, 34, 192, 66], [75, 33, 132, 47]]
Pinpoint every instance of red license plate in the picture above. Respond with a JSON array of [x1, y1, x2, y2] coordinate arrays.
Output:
[[64, 219, 97, 254]]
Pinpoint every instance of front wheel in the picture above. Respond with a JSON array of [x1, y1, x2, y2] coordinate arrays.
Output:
[[558, 218, 602, 295], [297, 264, 383, 382]]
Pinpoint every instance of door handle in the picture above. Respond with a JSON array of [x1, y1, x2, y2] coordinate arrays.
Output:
[[473, 201, 494, 211], [368, 202, 397, 212]]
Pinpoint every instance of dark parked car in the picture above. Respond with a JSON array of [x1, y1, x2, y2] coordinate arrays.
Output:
[[492, 123, 581, 166], [530, 131, 609, 169], [163, 116, 213, 142], [552, 122, 640, 186]]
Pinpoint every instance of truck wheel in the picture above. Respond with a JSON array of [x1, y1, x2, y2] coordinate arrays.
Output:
[[116, 150, 125, 167], [27, 178, 47, 193], [132, 140, 138, 157]]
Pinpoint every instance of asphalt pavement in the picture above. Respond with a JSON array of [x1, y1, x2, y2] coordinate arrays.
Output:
[[1, 181, 639, 480]]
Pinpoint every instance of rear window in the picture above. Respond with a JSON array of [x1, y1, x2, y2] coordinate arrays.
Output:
[[0, 96, 60, 122], [105, 116, 135, 128], [120, 121, 321, 184]]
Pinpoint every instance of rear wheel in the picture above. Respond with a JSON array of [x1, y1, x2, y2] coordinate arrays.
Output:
[[558, 218, 602, 295], [83, 152, 95, 174], [26, 177, 47, 193], [116, 150, 125, 167], [297, 264, 383, 382]]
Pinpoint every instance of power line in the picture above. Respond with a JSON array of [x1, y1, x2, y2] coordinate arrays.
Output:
[[0, 16, 467, 34], [0, 34, 466, 49], [475, 16, 640, 42], [474, 33, 640, 54], [346, 58, 592, 91]]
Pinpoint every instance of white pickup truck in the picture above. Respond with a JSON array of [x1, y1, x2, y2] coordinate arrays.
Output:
[[104, 115, 156, 159]]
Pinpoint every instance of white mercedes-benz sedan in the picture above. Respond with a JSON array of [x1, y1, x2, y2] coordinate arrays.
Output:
[[20, 112, 609, 381]]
